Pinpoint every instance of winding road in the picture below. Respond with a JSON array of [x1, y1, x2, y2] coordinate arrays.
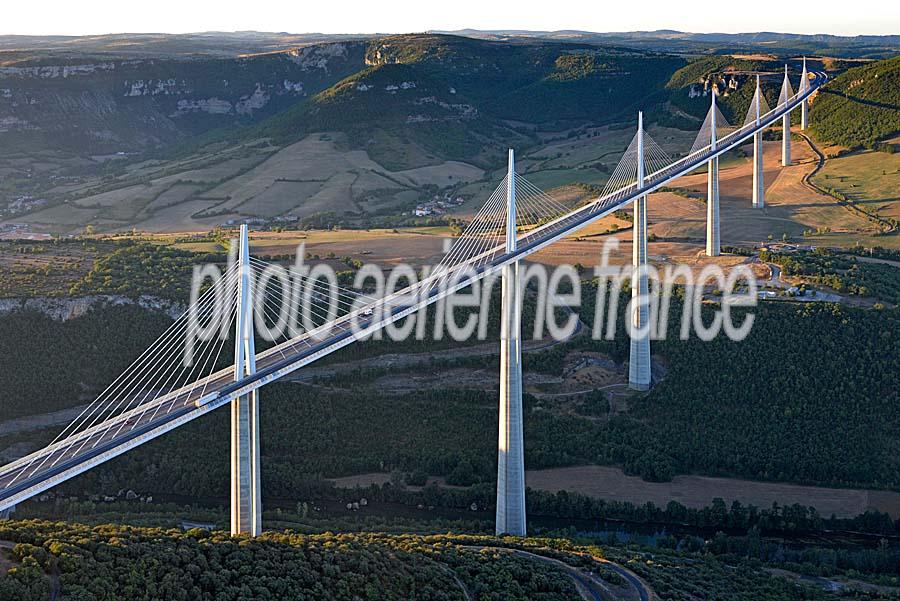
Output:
[[798, 132, 895, 233], [462, 545, 652, 601]]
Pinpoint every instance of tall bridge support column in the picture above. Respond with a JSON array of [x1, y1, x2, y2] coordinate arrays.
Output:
[[629, 113, 651, 391], [781, 66, 792, 167], [752, 76, 765, 209], [495, 149, 526, 537], [706, 91, 720, 257], [753, 132, 765, 208], [707, 156, 720, 255], [782, 112, 791, 167], [231, 224, 261, 537], [0, 505, 14, 520], [800, 58, 809, 131]]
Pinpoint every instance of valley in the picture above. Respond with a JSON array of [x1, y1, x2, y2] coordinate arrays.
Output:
[[0, 26, 899, 600]]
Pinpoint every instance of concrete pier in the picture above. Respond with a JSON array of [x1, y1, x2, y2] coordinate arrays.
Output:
[[752, 76, 765, 209], [753, 131, 765, 209], [782, 66, 792, 167], [800, 58, 809, 131], [231, 224, 261, 536], [629, 113, 651, 391], [495, 149, 526, 536], [782, 113, 791, 167], [706, 92, 720, 257]]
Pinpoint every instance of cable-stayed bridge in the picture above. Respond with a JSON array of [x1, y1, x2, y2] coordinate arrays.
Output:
[[0, 65, 825, 536]]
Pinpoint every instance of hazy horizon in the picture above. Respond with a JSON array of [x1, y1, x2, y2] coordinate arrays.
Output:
[[1, 27, 899, 38], [4, 0, 899, 38]]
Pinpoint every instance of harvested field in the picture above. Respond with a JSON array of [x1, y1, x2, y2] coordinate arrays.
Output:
[[527, 134, 886, 266], [329, 464, 900, 519], [525, 465, 900, 519], [1, 132, 485, 234], [244, 228, 451, 268], [132, 199, 222, 232], [669, 138, 873, 243], [813, 149, 900, 220]]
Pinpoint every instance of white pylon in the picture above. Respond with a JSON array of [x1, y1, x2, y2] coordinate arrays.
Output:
[[706, 90, 720, 257], [629, 112, 651, 391], [752, 75, 765, 209], [231, 223, 261, 537], [781, 65, 792, 167], [800, 57, 809, 130], [495, 149, 526, 537]]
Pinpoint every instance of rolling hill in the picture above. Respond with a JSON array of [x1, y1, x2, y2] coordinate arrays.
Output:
[[809, 56, 900, 148], [0, 42, 368, 155], [3, 32, 896, 237], [438, 29, 900, 59], [663, 54, 807, 126], [252, 34, 685, 169], [0, 34, 689, 232]]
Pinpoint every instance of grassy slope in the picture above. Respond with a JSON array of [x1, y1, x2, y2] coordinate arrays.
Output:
[[813, 149, 900, 223]]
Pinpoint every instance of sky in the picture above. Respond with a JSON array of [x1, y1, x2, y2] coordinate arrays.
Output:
[[4, 0, 898, 37]]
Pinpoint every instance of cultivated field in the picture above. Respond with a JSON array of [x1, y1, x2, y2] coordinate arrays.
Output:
[[525, 465, 900, 519], [241, 228, 451, 267], [813, 149, 900, 220], [5, 121, 897, 257], [665, 136, 876, 242], [527, 131, 892, 266], [329, 465, 900, 519], [3, 132, 486, 234]]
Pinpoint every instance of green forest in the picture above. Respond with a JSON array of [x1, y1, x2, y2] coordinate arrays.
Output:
[[662, 53, 900, 149], [1, 521, 892, 601], [760, 247, 900, 304], [254, 35, 685, 170], [663, 55, 786, 126], [69, 242, 227, 301], [0, 523, 579, 601], [0, 306, 172, 419], [2, 281, 897, 501], [810, 56, 900, 148]]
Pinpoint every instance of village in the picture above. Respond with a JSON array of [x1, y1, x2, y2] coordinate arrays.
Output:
[[413, 192, 465, 217]]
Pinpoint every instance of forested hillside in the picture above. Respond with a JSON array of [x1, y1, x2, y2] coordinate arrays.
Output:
[[810, 56, 900, 148], [664, 55, 793, 125], [0, 521, 886, 601], [0, 523, 581, 600], [2, 290, 896, 499], [255, 35, 685, 169], [0, 42, 368, 155], [0, 306, 172, 418], [665, 56, 769, 90]]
